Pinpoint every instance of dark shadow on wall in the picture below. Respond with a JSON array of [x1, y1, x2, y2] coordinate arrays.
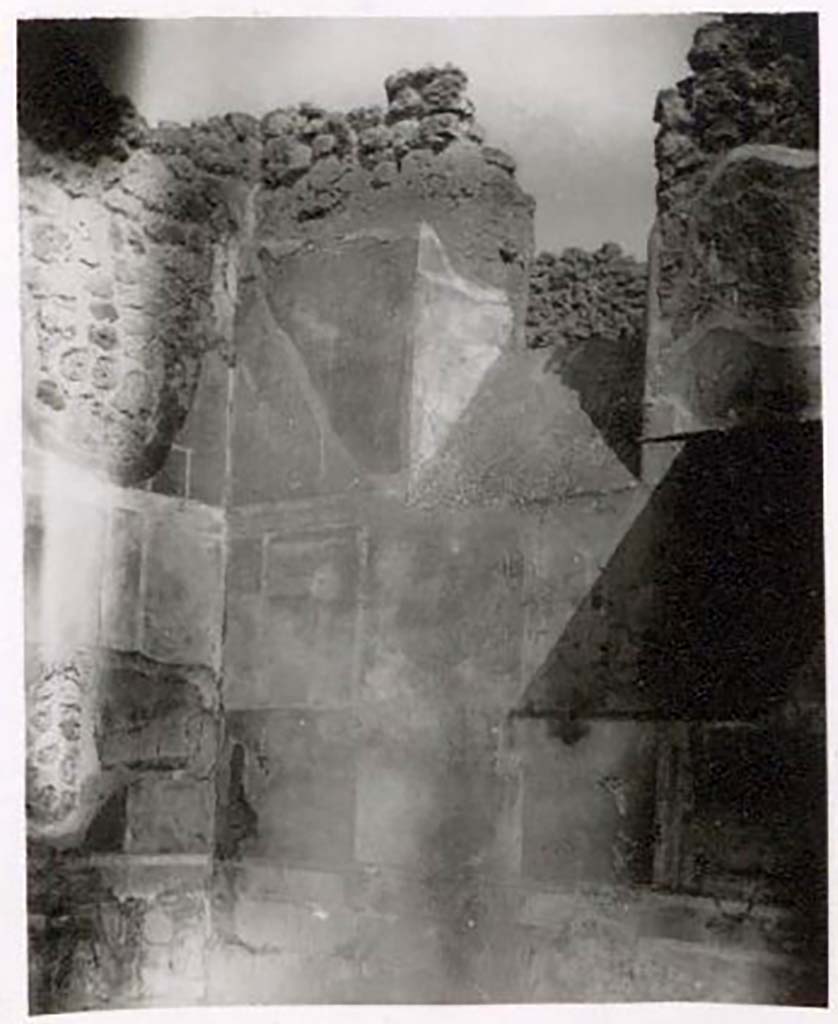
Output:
[[513, 419, 827, 1004], [518, 421, 824, 723], [17, 19, 139, 159], [549, 331, 645, 478]]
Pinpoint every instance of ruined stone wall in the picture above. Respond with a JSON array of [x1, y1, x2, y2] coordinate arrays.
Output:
[[647, 13, 820, 441], [20, 112, 241, 487], [20, 34, 231, 1010], [212, 65, 663, 998], [20, 50, 541, 1010], [20, 30, 824, 1011], [143, 64, 533, 337], [653, 12, 817, 311], [525, 244, 647, 475], [210, 57, 815, 1005]]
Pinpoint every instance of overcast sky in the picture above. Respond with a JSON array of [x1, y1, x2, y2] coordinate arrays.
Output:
[[112, 16, 709, 258]]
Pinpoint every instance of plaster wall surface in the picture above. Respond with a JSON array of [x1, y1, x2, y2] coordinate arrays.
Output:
[[210, 190, 811, 1005]]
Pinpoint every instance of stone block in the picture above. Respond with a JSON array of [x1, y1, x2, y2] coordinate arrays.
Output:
[[97, 662, 218, 774], [102, 873, 214, 922]]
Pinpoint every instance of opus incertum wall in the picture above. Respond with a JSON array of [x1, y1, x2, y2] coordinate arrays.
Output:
[[20, 32, 238, 848]]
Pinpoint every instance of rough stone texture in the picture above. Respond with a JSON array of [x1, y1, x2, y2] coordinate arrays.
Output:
[[19, 35, 242, 486], [26, 651, 102, 842], [525, 245, 647, 475], [409, 348, 636, 509], [259, 64, 495, 186], [31, 835, 818, 1012], [20, 52, 532, 492], [254, 137, 534, 345], [646, 147, 819, 440], [20, 160, 242, 484], [652, 14, 817, 313], [526, 244, 646, 354], [27, 846, 145, 1012], [96, 655, 219, 778], [26, 642, 221, 854], [201, 857, 816, 1005], [647, 14, 819, 445], [27, 847, 214, 1011]]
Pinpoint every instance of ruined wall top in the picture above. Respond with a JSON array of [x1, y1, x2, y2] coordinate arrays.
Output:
[[19, 44, 518, 196], [18, 36, 533, 485], [652, 12, 818, 307], [646, 12, 820, 444]]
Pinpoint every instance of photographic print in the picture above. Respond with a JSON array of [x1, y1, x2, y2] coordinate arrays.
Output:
[[16, 11, 826, 1012]]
